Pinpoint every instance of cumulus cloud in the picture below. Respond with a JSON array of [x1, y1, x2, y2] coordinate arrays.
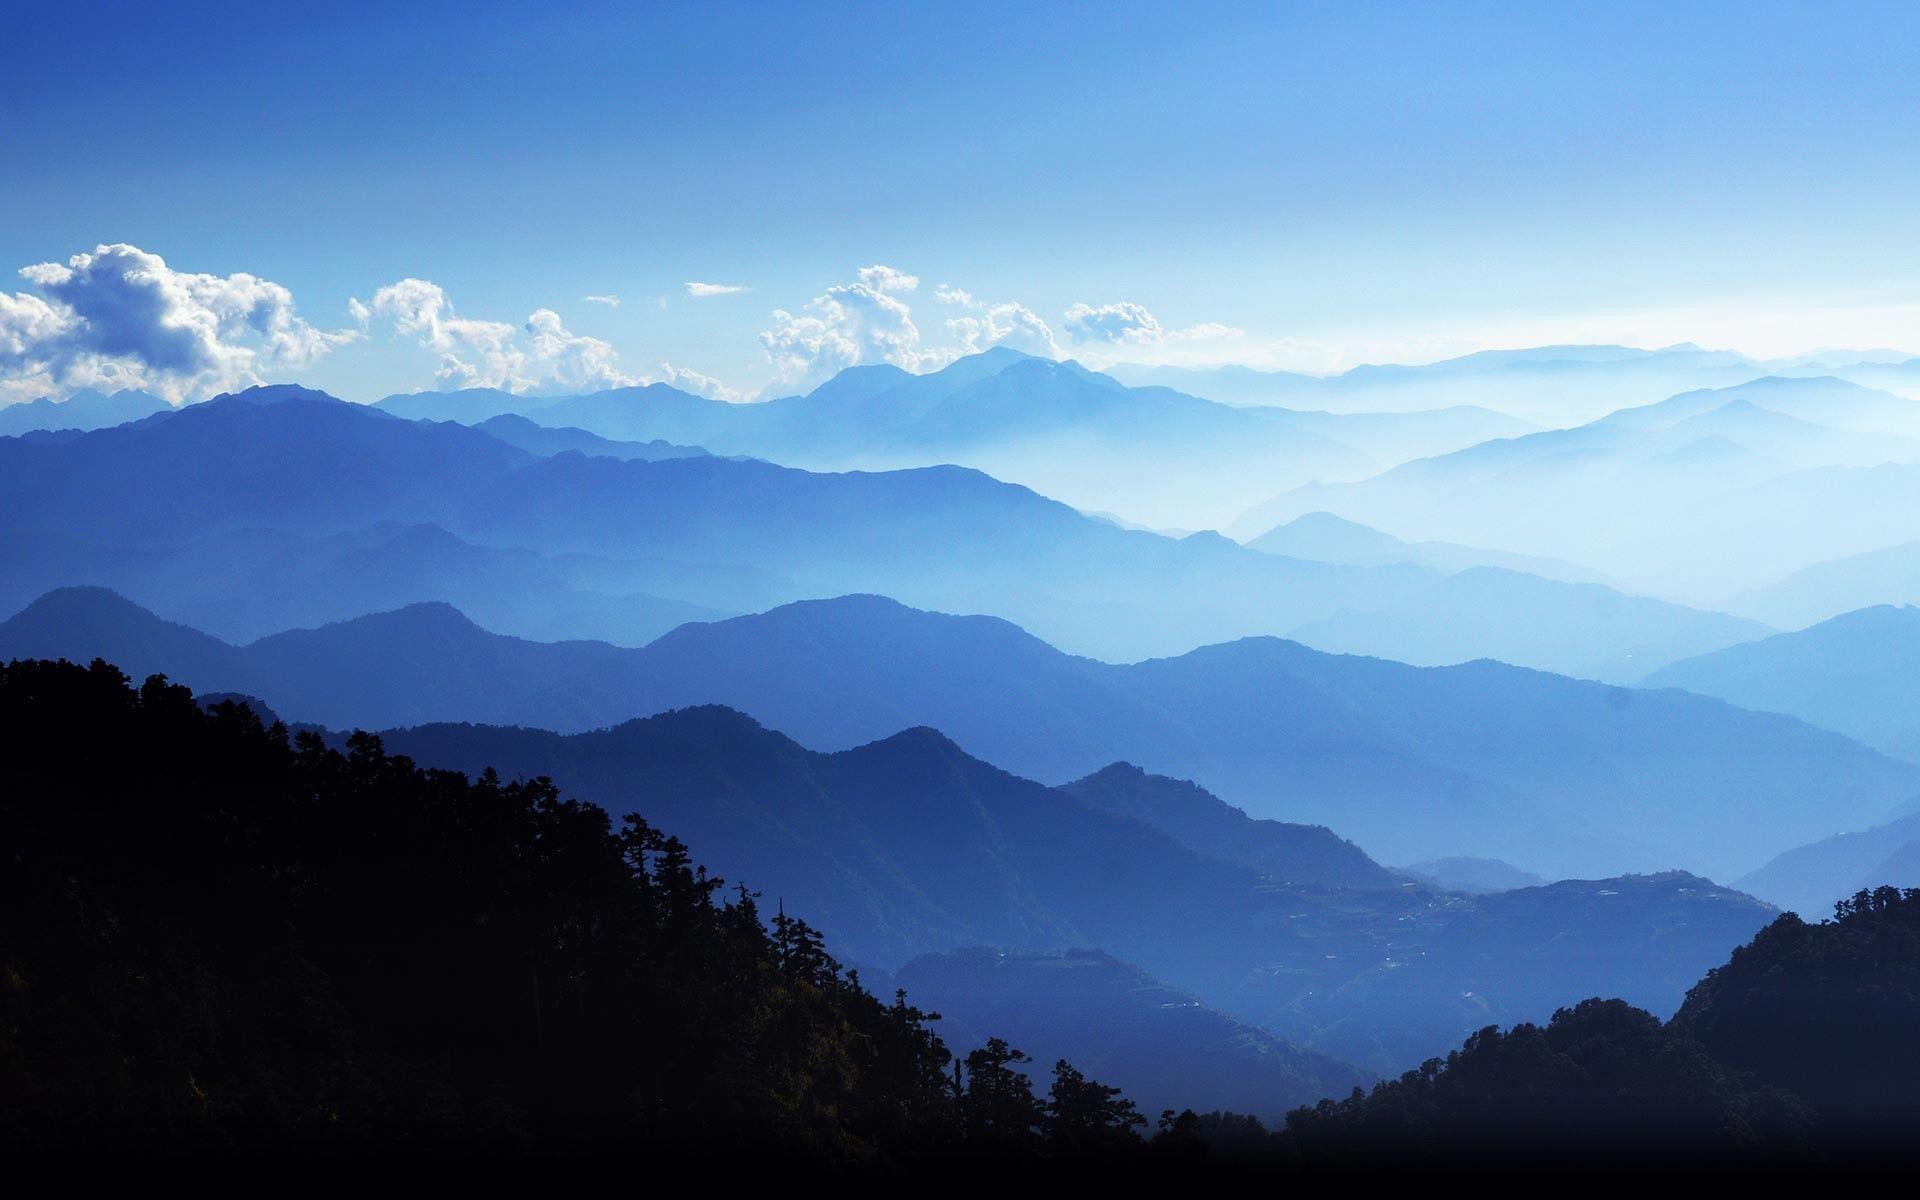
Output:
[[856, 265, 918, 294], [936, 283, 1060, 358], [359, 279, 637, 392], [1063, 301, 1165, 345], [685, 281, 747, 297], [360, 278, 526, 388], [581, 294, 620, 307], [759, 264, 945, 389], [660, 362, 744, 401], [525, 308, 636, 391], [0, 243, 356, 403]]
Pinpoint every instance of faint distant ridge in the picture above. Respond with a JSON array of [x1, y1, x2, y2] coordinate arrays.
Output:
[[370, 346, 1532, 530], [1644, 604, 1920, 762], [0, 387, 170, 436], [1399, 856, 1548, 894], [475, 412, 713, 461], [1226, 373, 1920, 601], [1107, 342, 1770, 420], [1739, 812, 1920, 918], [1248, 510, 1606, 584], [895, 947, 1371, 1122]]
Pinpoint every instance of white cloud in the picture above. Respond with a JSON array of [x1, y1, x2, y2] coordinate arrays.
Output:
[[685, 281, 747, 297], [359, 279, 637, 392], [856, 265, 919, 294], [660, 362, 744, 401], [581, 294, 620, 307], [939, 285, 1060, 358], [1170, 322, 1246, 342], [1063, 301, 1165, 345], [361, 278, 526, 388], [525, 308, 636, 391], [759, 264, 947, 389], [0, 243, 357, 403]]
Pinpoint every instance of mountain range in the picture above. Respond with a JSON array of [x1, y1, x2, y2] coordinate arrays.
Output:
[[0, 381, 1765, 674], [1109, 344, 1778, 424], [1229, 375, 1920, 602], [0, 387, 171, 436], [378, 348, 1535, 530], [9, 586, 1912, 880]]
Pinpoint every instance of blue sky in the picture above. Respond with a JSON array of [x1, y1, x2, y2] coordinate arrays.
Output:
[[4, 0, 1920, 401]]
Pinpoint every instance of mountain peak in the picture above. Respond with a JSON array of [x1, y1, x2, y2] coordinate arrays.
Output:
[[208, 383, 353, 407]]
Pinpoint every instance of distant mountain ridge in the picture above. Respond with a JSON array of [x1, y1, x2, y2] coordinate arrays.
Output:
[[0, 387, 172, 436], [1738, 813, 1920, 917], [375, 348, 1535, 530], [1229, 375, 1920, 601], [1109, 344, 1773, 424], [1248, 511, 1607, 584], [894, 948, 1371, 1122], [1644, 605, 1920, 761]]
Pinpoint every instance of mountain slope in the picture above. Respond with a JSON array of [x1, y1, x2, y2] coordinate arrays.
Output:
[[1059, 764, 1395, 889], [1736, 813, 1920, 917], [1643, 605, 1920, 760], [373, 708, 1778, 1072]]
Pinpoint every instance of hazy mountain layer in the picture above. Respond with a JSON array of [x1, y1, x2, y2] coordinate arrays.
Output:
[[1726, 540, 1920, 629], [0, 387, 171, 435], [13, 587, 1909, 880], [377, 349, 1535, 529], [1644, 605, 1920, 761], [1248, 510, 1608, 584], [2, 384, 1757, 674], [1737, 813, 1920, 918], [1110, 344, 1772, 424], [1230, 376, 1920, 601]]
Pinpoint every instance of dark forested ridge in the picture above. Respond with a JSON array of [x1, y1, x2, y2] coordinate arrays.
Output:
[[4, 658, 1919, 1171], [0, 659, 1149, 1167], [0, 659, 943, 1161]]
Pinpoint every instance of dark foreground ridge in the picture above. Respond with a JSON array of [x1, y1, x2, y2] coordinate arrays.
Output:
[[4, 657, 1918, 1175]]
